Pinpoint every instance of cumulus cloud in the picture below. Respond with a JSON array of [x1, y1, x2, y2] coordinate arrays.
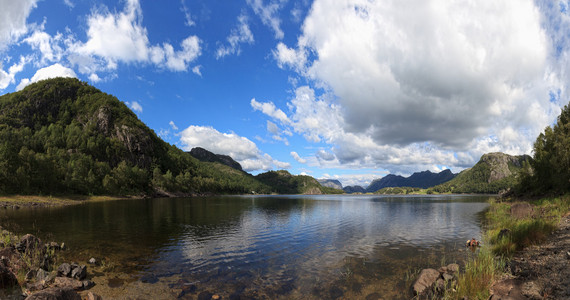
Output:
[[216, 14, 254, 59], [128, 101, 143, 113], [290, 151, 307, 164], [179, 125, 290, 172], [70, 0, 201, 73], [16, 63, 76, 91], [0, 0, 38, 51], [250, 98, 289, 123], [23, 30, 64, 65], [258, 0, 570, 175], [246, 0, 284, 39], [0, 56, 28, 90]]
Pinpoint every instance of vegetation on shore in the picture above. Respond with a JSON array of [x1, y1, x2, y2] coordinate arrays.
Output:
[[442, 101, 570, 299], [0, 78, 338, 198]]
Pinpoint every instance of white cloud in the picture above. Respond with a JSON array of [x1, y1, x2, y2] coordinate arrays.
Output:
[[180, 0, 195, 27], [255, 0, 570, 175], [0, 56, 28, 90], [179, 125, 290, 172], [0, 0, 38, 51], [88, 73, 101, 83], [169, 121, 179, 130], [70, 0, 201, 73], [192, 65, 202, 76], [63, 0, 74, 9], [16, 63, 76, 91], [23, 30, 64, 65], [128, 101, 143, 113], [246, 0, 284, 39], [290, 151, 307, 164], [250, 98, 289, 123], [216, 14, 254, 59]]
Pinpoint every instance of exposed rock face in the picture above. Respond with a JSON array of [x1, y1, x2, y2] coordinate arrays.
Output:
[[481, 152, 531, 183], [189, 147, 243, 171], [318, 179, 343, 190]]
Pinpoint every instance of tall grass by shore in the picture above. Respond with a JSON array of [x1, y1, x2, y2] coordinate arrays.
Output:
[[443, 194, 569, 300]]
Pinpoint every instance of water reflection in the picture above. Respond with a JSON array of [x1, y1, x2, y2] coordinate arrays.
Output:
[[0, 195, 490, 299]]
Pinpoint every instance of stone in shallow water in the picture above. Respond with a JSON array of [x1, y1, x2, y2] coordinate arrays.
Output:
[[197, 291, 213, 300], [140, 274, 159, 284], [412, 268, 439, 296], [57, 263, 71, 277], [25, 287, 81, 300]]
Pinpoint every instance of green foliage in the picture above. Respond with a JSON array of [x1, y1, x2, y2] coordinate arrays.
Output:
[[374, 186, 421, 194], [428, 154, 531, 194], [256, 170, 343, 194], [519, 102, 570, 195], [0, 78, 311, 196]]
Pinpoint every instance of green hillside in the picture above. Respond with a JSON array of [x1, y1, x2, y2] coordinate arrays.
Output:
[[256, 170, 343, 194], [0, 78, 335, 196], [428, 152, 532, 194]]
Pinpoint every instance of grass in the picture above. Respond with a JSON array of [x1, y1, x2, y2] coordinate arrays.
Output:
[[441, 194, 569, 300], [0, 194, 137, 206]]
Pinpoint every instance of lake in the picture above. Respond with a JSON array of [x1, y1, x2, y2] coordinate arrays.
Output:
[[0, 194, 491, 299]]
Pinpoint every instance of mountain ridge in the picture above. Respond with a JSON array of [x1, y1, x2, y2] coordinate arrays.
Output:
[[366, 169, 456, 192]]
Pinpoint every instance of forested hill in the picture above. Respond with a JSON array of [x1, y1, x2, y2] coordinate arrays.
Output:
[[429, 152, 532, 194], [366, 169, 456, 192], [0, 78, 334, 196]]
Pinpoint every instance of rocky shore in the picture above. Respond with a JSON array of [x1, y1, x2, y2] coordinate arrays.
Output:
[[0, 229, 102, 300], [489, 214, 570, 299]]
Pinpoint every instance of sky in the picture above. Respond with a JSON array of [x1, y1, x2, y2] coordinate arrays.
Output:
[[0, 0, 569, 188]]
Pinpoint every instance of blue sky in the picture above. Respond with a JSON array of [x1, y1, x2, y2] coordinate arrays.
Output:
[[1, 0, 569, 187]]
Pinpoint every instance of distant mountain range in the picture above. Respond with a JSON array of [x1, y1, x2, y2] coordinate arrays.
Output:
[[365, 169, 456, 192]]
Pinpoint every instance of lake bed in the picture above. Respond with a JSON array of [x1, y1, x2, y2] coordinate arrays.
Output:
[[0, 194, 491, 299]]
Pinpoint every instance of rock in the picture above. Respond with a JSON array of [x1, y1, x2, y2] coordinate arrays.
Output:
[[26, 281, 46, 292], [140, 274, 158, 284], [0, 263, 18, 288], [60, 243, 66, 251], [86, 292, 102, 300], [435, 278, 445, 291], [70, 265, 86, 280], [57, 263, 71, 277], [212, 295, 221, 300], [36, 269, 51, 283], [25, 287, 81, 300], [412, 268, 440, 296], [88, 258, 97, 265], [566, 251, 570, 259], [46, 242, 61, 251], [329, 286, 344, 299], [442, 273, 454, 282], [198, 291, 213, 300], [54, 277, 84, 290], [82, 280, 95, 289], [17, 234, 42, 253], [446, 263, 460, 274]]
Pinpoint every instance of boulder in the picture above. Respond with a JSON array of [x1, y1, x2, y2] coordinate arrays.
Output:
[[88, 258, 97, 265], [25, 287, 81, 300], [17, 234, 42, 253], [446, 263, 460, 274], [86, 292, 102, 300], [57, 263, 71, 277], [54, 277, 84, 290], [0, 263, 18, 288], [411, 268, 440, 296], [70, 264, 86, 280]]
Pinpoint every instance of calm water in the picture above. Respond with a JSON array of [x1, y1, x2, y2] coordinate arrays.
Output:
[[0, 195, 491, 299]]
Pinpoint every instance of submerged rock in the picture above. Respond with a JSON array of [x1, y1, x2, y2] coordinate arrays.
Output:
[[412, 268, 439, 296], [25, 287, 81, 300], [0, 263, 18, 288]]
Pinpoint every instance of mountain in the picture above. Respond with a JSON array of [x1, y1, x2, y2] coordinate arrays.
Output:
[[429, 152, 532, 194], [343, 185, 366, 194], [0, 78, 335, 196], [318, 179, 343, 190], [366, 169, 456, 192], [256, 170, 343, 194], [189, 147, 243, 171]]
